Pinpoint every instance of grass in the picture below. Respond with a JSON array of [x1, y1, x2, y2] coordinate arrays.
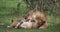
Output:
[[0, 0, 60, 32]]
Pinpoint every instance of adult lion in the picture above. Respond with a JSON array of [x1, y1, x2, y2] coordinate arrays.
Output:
[[24, 9, 48, 28]]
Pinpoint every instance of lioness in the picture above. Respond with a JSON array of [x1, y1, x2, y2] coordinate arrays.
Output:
[[24, 9, 48, 28]]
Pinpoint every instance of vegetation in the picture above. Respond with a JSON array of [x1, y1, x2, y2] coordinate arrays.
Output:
[[0, 0, 60, 32]]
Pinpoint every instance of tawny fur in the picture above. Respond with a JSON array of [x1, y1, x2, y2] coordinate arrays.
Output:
[[25, 9, 48, 28], [8, 9, 48, 29]]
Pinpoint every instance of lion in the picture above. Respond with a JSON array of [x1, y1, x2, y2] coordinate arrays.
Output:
[[24, 9, 48, 28]]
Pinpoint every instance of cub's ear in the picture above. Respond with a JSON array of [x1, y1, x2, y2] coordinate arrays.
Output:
[[11, 19, 14, 23]]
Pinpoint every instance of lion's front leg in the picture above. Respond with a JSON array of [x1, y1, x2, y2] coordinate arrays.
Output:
[[39, 22, 48, 29]]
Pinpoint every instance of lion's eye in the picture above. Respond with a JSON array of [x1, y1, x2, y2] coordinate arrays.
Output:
[[25, 17, 27, 19], [31, 20, 35, 22]]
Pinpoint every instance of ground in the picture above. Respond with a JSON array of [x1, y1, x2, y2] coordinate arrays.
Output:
[[0, 0, 60, 32]]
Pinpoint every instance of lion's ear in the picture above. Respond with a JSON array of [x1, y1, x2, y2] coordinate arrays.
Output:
[[22, 15, 27, 19]]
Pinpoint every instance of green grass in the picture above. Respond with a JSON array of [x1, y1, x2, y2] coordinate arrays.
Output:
[[0, 0, 60, 32]]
